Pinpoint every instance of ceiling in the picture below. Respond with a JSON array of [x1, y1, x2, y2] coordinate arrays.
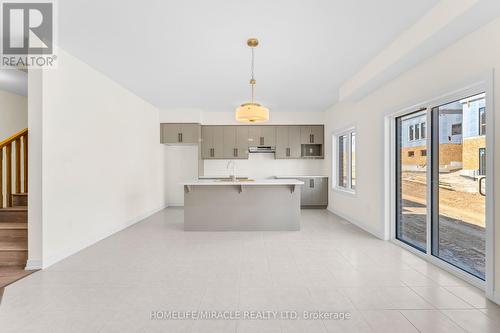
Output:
[[58, 0, 441, 112]]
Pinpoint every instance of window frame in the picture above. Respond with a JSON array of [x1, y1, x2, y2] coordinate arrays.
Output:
[[332, 127, 356, 194]]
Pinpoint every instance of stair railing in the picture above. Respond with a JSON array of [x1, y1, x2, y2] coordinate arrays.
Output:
[[0, 128, 28, 208]]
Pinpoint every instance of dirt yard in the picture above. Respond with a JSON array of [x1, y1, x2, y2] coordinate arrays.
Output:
[[402, 171, 485, 228]]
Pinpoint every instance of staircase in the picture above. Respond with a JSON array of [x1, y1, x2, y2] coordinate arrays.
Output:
[[0, 129, 28, 267]]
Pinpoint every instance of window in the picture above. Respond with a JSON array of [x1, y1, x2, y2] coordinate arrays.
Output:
[[421, 149, 427, 156], [333, 128, 356, 192], [351, 133, 356, 190], [415, 124, 420, 140], [421, 122, 426, 139], [408, 151, 415, 157], [409, 125, 414, 141], [451, 123, 462, 135], [479, 107, 486, 135]]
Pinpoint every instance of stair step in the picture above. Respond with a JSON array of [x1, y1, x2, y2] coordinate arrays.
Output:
[[0, 229, 27, 241], [0, 223, 27, 230], [0, 250, 27, 266], [11, 193, 28, 207], [0, 241, 27, 251], [0, 207, 27, 223]]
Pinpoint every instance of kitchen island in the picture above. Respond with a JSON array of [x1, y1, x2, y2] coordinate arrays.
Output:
[[183, 179, 303, 231]]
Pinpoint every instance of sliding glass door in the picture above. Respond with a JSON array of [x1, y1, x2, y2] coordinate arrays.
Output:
[[395, 92, 486, 280], [431, 93, 486, 280], [395, 110, 428, 252]]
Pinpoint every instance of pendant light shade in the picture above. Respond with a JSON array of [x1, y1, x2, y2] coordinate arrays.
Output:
[[235, 38, 269, 123], [235, 103, 269, 122]]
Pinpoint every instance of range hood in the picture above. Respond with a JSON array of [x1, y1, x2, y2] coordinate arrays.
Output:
[[248, 146, 276, 153]]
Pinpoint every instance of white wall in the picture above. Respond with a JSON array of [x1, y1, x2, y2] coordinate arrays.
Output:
[[325, 17, 500, 300], [160, 109, 327, 204], [38, 49, 166, 268], [0, 89, 27, 139], [26, 70, 43, 269], [164, 145, 198, 206]]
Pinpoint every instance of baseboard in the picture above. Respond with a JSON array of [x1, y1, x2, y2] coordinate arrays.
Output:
[[491, 291, 500, 305], [42, 203, 168, 269], [25, 259, 42, 270], [328, 207, 385, 240], [168, 203, 184, 207]]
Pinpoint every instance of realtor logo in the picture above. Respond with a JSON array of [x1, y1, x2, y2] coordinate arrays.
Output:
[[1, 1, 57, 68]]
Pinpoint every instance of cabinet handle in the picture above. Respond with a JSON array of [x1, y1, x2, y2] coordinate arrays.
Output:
[[178, 133, 181, 142], [311, 134, 314, 143], [210, 148, 214, 157], [286, 147, 290, 157], [260, 136, 264, 145], [180, 133, 183, 142], [309, 179, 314, 188], [234, 148, 237, 157]]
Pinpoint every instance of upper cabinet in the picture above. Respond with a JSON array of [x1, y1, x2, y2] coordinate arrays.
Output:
[[160, 123, 200, 144], [161, 123, 324, 159], [223, 126, 249, 159], [248, 126, 276, 146], [201, 126, 224, 159], [276, 126, 301, 159], [300, 125, 324, 145]]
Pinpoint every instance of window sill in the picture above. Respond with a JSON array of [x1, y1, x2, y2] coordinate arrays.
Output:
[[332, 186, 356, 197]]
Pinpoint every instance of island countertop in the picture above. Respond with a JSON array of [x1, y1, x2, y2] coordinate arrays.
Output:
[[182, 179, 304, 186]]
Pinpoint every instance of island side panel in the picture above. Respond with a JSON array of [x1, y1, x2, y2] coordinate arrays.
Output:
[[184, 185, 301, 231]]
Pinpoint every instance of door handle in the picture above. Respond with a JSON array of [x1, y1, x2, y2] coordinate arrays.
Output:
[[260, 137, 264, 145], [479, 176, 486, 196]]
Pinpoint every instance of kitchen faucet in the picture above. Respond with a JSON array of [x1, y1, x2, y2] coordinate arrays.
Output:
[[226, 160, 236, 181]]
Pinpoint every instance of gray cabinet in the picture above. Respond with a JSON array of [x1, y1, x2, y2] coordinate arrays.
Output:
[[201, 126, 224, 159], [223, 126, 249, 159], [277, 176, 328, 208], [248, 126, 276, 146], [160, 123, 200, 144], [300, 125, 324, 144], [276, 126, 301, 159]]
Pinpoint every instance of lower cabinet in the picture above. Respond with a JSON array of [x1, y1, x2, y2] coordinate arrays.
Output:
[[277, 176, 328, 208]]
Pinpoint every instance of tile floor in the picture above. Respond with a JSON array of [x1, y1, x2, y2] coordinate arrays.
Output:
[[0, 207, 499, 332]]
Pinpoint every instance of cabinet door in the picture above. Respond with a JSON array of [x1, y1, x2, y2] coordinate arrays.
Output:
[[275, 126, 289, 159], [201, 126, 213, 159], [288, 126, 301, 158], [212, 126, 224, 158], [236, 126, 249, 159], [310, 125, 324, 145], [223, 126, 237, 159], [316, 177, 328, 206], [248, 126, 260, 146], [161, 124, 181, 143], [300, 178, 314, 206], [300, 126, 312, 144], [180, 124, 200, 144], [261, 126, 276, 146]]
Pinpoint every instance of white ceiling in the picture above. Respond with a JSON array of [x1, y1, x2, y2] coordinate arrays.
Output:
[[58, 0, 441, 112]]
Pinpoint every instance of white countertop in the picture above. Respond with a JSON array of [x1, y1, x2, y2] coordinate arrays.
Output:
[[183, 179, 304, 186], [275, 175, 328, 178], [198, 175, 249, 179]]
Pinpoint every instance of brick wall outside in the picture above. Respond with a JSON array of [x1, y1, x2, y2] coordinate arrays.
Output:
[[401, 143, 463, 167], [463, 136, 486, 171], [401, 145, 427, 166], [438, 143, 463, 166]]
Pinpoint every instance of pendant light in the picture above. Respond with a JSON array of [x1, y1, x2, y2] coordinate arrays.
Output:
[[235, 38, 269, 122]]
